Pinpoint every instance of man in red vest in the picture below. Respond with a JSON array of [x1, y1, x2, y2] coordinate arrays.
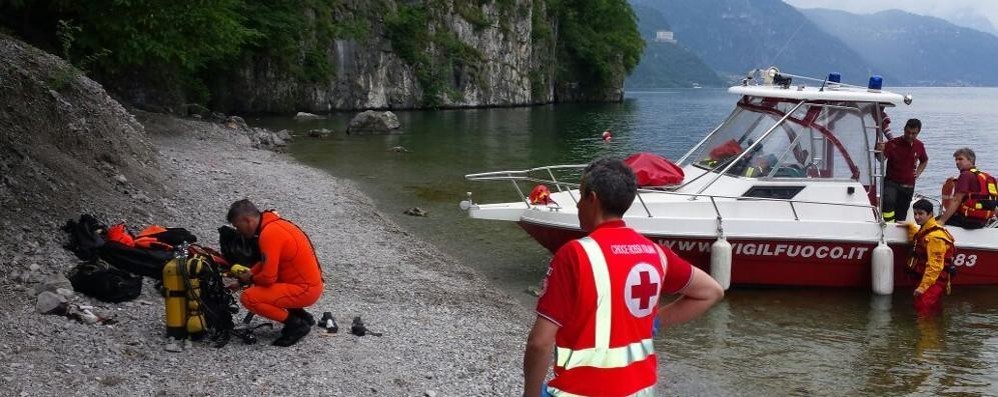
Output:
[[522, 158, 724, 396], [938, 148, 997, 229]]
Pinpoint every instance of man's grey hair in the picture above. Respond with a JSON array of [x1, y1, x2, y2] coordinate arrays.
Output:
[[227, 199, 260, 223], [953, 147, 976, 164], [580, 157, 637, 217]]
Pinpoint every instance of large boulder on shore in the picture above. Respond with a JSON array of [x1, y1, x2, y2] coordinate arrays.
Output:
[[346, 110, 401, 134]]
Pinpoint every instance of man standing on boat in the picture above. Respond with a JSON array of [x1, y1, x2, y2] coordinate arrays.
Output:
[[938, 148, 997, 229], [522, 158, 724, 397], [904, 199, 955, 315], [876, 118, 927, 223]]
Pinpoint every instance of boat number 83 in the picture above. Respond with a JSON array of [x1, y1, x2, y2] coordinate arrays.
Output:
[[953, 254, 977, 267]]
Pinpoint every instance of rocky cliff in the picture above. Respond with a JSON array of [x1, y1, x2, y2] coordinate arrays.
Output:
[[212, 0, 613, 113]]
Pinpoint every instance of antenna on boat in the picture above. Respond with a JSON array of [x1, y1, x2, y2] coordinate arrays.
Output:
[[818, 73, 840, 92], [769, 17, 806, 67]]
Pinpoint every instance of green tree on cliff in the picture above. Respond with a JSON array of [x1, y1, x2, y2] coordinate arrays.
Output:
[[551, 0, 644, 86]]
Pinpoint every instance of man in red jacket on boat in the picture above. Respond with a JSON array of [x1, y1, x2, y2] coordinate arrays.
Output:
[[876, 118, 928, 223], [522, 158, 724, 396]]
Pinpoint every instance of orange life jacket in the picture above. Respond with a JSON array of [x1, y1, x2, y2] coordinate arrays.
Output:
[[529, 184, 556, 205], [105, 224, 135, 247], [133, 225, 174, 250], [959, 168, 998, 221]]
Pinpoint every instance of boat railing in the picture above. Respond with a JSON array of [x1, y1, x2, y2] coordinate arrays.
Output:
[[466, 164, 589, 206], [466, 164, 881, 224]]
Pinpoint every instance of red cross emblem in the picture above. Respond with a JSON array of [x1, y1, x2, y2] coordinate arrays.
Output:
[[630, 271, 659, 310]]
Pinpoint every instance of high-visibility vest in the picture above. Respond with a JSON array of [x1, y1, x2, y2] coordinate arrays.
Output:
[[546, 237, 665, 397], [959, 168, 998, 221]]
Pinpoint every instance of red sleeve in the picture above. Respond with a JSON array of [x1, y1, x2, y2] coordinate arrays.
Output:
[[251, 226, 286, 286], [661, 248, 694, 295], [883, 139, 897, 160], [916, 141, 928, 162], [536, 242, 579, 327]]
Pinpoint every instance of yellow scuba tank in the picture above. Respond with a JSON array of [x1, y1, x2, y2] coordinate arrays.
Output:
[[162, 243, 206, 340], [184, 255, 207, 336], [163, 257, 187, 339]]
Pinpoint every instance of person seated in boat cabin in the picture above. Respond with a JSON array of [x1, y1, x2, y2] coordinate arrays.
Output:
[[743, 153, 778, 178]]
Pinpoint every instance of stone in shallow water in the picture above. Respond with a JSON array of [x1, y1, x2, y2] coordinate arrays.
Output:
[[347, 110, 401, 134], [403, 207, 428, 217]]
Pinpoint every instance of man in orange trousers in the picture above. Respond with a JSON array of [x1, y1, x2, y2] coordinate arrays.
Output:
[[228, 199, 323, 346]]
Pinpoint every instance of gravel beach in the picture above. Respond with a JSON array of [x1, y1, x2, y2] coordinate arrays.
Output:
[[0, 112, 532, 396]]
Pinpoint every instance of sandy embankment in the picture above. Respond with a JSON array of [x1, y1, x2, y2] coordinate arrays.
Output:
[[0, 113, 532, 396]]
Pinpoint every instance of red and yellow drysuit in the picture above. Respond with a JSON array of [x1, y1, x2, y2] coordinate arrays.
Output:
[[906, 217, 955, 315]]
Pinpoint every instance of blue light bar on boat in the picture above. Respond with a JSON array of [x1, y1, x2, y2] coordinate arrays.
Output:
[[868, 75, 883, 91], [827, 73, 841, 83]]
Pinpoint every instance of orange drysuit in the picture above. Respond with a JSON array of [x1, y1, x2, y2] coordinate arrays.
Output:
[[240, 211, 323, 322]]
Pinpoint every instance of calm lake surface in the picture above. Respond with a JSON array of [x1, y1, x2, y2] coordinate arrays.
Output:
[[255, 87, 998, 396]]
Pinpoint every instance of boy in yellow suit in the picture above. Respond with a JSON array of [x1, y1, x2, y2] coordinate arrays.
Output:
[[904, 199, 956, 315]]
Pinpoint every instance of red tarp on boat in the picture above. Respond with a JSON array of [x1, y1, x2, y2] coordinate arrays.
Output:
[[623, 152, 685, 186]]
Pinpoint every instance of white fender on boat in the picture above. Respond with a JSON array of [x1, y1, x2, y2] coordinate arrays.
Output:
[[871, 241, 894, 295], [710, 237, 732, 290]]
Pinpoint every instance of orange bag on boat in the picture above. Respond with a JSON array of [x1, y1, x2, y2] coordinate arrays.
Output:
[[709, 139, 743, 160], [529, 185, 556, 205]]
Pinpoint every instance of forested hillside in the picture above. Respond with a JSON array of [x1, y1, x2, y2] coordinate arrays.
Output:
[[625, 4, 726, 88], [0, 0, 645, 112]]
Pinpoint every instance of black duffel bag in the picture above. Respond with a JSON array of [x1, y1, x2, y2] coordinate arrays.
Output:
[[98, 241, 175, 280], [68, 261, 143, 303]]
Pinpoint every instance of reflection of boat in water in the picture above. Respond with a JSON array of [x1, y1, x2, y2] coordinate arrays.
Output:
[[461, 68, 998, 290]]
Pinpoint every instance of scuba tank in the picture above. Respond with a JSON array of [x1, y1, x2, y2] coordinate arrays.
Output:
[[184, 254, 207, 336], [162, 242, 206, 340]]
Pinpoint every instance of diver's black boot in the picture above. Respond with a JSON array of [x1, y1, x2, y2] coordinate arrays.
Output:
[[288, 308, 315, 326], [272, 314, 311, 347]]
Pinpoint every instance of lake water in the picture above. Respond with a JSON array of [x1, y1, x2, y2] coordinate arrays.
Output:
[[255, 87, 998, 395]]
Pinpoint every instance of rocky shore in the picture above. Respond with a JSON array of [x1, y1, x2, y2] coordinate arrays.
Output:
[[0, 108, 532, 395], [0, 34, 540, 395]]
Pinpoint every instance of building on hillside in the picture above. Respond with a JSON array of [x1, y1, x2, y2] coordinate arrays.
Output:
[[655, 31, 676, 43]]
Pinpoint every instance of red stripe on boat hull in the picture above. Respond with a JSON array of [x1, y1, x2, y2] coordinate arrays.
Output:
[[518, 221, 998, 287]]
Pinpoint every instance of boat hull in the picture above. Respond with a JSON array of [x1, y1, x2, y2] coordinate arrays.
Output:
[[519, 221, 998, 288]]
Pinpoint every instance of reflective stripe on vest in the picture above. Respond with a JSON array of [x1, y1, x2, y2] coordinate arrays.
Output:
[[578, 237, 612, 349], [548, 383, 656, 397], [551, 238, 657, 370], [555, 339, 655, 370]]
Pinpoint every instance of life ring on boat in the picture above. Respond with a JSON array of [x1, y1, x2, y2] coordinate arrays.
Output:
[[941, 177, 956, 210]]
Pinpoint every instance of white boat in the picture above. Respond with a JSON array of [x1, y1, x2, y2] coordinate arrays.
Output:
[[461, 68, 998, 290]]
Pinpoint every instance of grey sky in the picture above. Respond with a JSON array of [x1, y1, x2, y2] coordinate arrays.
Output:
[[783, 0, 998, 29]]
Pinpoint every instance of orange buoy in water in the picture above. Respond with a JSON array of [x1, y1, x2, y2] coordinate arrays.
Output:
[[941, 177, 956, 210], [601, 129, 612, 142]]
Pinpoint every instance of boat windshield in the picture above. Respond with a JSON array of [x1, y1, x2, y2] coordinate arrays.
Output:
[[684, 96, 882, 184]]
